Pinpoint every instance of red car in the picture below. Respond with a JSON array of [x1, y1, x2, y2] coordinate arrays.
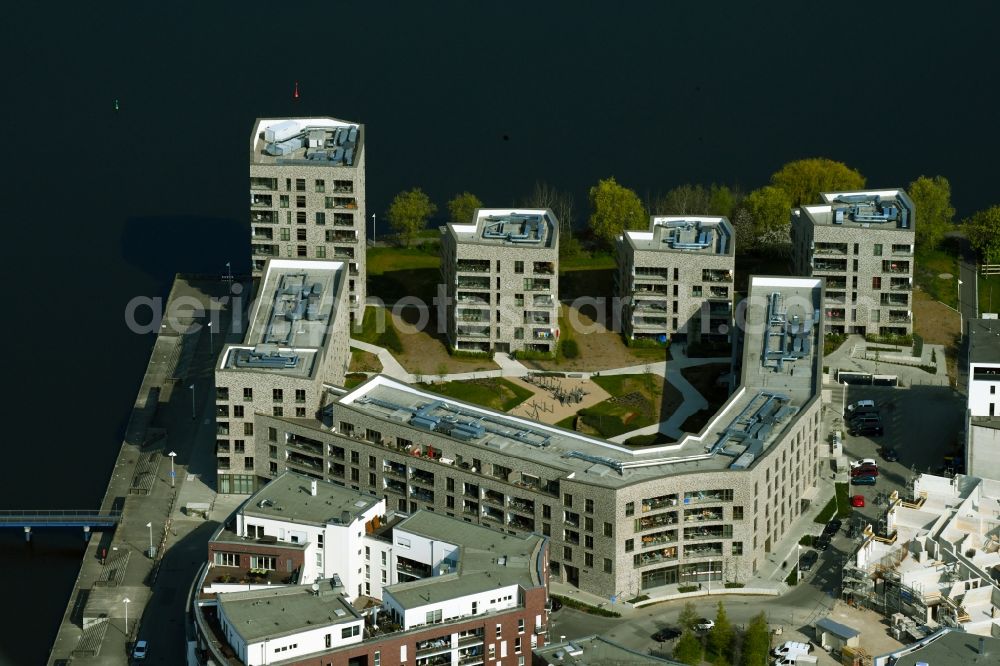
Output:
[[850, 465, 878, 477], [851, 495, 865, 507]]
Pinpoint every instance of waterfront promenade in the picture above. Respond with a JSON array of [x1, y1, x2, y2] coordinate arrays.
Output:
[[48, 276, 246, 665]]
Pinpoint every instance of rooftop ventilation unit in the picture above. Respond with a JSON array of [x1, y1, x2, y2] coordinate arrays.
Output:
[[265, 120, 300, 143], [234, 347, 299, 369]]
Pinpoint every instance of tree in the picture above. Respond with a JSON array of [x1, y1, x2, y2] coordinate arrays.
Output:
[[650, 183, 737, 218], [523, 181, 575, 234], [730, 206, 759, 254], [740, 612, 770, 666], [742, 186, 793, 250], [708, 183, 738, 218], [770, 158, 865, 206], [908, 175, 955, 252], [447, 191, 482, 225], [678, 601, 699, 631], [966, 205, 1000, 264], [387, 188, 436, 246], [588, 177, 647, 247], [673, 629, 704, 666], [707, 600, 735, 665]]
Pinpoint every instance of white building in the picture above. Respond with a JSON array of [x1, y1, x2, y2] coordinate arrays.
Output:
[[966, 318, 1000, 480]]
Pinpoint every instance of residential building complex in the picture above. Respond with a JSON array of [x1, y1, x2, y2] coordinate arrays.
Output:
[[616, 216, 735, 343], [239, 276, 825, 599], [193, 471, 549, 666], [440, 209, 559, 354], [791, 189, 915, 337], [215, 259, 350, 494], [965, 317, 1000, 480], [844, 473, 1000, 637], [250, 117, 366, 320]]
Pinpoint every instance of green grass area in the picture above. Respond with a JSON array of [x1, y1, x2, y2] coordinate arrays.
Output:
[[366, 245, 441, 304], [813, 496, 838, 524], [980, 273, 1000, 313], [555, 415, 577, 430], [824, 333, 848, 356], [353, 307, 404, 353], [559, 250, 616, 271], [418, 378, 532, 412], [836, 482, 851, 518], [550, 594, 621, 618], [578, 374, 672, 438], [343, 373, 368, 389], [914, 248, 959, 308], [677, 363, 732, 434], [735, 252, 791, 294]]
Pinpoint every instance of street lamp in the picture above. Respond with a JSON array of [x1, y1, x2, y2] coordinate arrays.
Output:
[[797, 544, 802, 580], [123, 597, 131, 636], [146, 522, 153, 557], [958, 279, 964, 341], [841, 379, 848, 421], [208, 320, 214, 352], [371, 212, 376, 246], [168, 451, 177, 488], [189, 384, 196, 420]]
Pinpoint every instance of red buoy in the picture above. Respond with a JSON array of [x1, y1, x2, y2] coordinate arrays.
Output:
[[293, 81, 300, 101]]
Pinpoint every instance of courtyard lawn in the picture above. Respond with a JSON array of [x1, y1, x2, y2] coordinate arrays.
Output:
[[419, 378, 533, 412]]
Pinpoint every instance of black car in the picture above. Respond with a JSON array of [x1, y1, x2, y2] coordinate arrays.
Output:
[[799, 550, 818, 572], [881, 447, 899, 462], [850, 422, 884, 437], [548, 597, 562, 612], [652, 627, 682, 642], [814, 536, 830, 551], [823, 519, 842, 537]]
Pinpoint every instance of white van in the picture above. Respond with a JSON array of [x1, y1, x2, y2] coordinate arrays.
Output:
[[771, 641, 811, 657], [772, 655, 817, 666]]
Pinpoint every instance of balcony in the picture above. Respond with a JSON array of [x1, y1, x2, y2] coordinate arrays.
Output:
[[880, 294, 909, 307], [683, 542, 724, 557], [814, 242, 848, 256], [533, 262, 555, 275], [416, 636, 453, 658], [563, 530, 580, 545], [333, 247, 355, 259], [252, 227, 274, 240], [483, 489, 504, 506], [508, 514, 534, 531], [642, 494, 679, 512], [332, 197, 357, 209], [456, 311, 488, 322], [410, 470, 435, 486], [508, 497, 535, 514], [683, 508, 723, 522], [333, 213, 354, 227], [457, 326, 490, 338], [887, 311, 912, 323], [634, 286, 668, 296], [457, 276, 490, 289], [251, 210, 277, 225], [883, 260, 910, 274], [397, 556, 432, 579], [333, 180, 354, 194], [533, 294, 554, 307], [641, 529, 677, 548], [683, 490, 732, 504], [825, 309, 846, 322], [458, 632, 485, 647], [251, 194, 273, 207], [524, 278, 551, 292], [633, 317, 668, 329], [702, 269, 733, 283], [457, 292, 490, 305], [383, 462, 406, 479], [410, 486, 435, 503], [634, 267, 669, 281], [251, 244, 277, 257], [889, 278, 912, 291], [524, 312, 551, 325], [216, 423, 230, 436], [636, 512, 678, 531], [633, 302, 668, 315], [826, 278, 847, 290], [813, 259, 847, 272], [634, 547, 678, 568], [709, 286, 729, 298], [385, 478, 406, 495], [463, 483, 480, 498], [683, 525, 732, 540], [250, 177, 277, 191], [327, 230, 357, 243], [892, 244, 913, 256], [563, 512, 580, 528], [463, 500, 479, 515], [286, 436, 323, 457], [482, 505, 504, 523], [329, 463, 346, 479], [457, 260, 491, 273], [532, 328, 555, 340]]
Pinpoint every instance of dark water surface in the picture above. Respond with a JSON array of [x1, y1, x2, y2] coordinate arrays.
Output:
[[1, 1, 997, 663]]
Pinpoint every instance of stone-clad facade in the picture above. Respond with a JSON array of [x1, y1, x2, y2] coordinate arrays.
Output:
[[250, 117, 367, 322], [440, 209, 559, 355], [247, 277, 825, 600], [791, 189, 915, 337], [617, 216, 735, 343]]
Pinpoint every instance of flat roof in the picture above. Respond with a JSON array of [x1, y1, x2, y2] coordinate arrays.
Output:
[[383, 512, 545, 608], [890, 629, 1000, 666], [219, 259, 345, 379], [240, 471, 381, 527], [330, 276, 822, 486], [251, 116, 363, 168], [815, 617, 860, 639], [445, 208, 558, 250], [218, 578, 361, 643], [534, 636, 684, 665], [968, 318, 1000, 365], [800, 189, 914, 232], [623, 216, 734, 256]]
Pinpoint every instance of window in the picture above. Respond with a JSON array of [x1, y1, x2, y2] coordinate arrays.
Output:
[[294, 389, 306, 403], [315, 179, 325, 193], [244, 456, 254, 468], [563, 493, 573, 508], [585, 517, 593, 532], [243, 422, 254, 436], [374, 651, 380, 666], [625, 538, 634, 552], [872, 276, 882, 289], [243, 387, 253, 401], [625, 501, 634, 516], [273, 389, 283, 402], [515, 637, 522, 653], [542, 523, 550, 536], [268, 445, 277, 458], [368, 472, 376, 486], [496, 623, 502, 638], [233, 405, 244, 418], [280, 227, 290, 241], [733, 505, 744, 520], [279, 194, 289, 208], [351, 468, 360, 482], [295, 407, 306, 417], [603, 522, 613, 537], [873, 243, 883, 256], [234, 440, 245, 453], [515, 261, 524, 274], [325, 633, 331, 648], [603, 557, 612, 573], [249, 555, 275, 570], [295, 178, 305, 192], [563, 546, 572, 561], [315, 246, 326, 259], [518, 618, 525, 634], [269, 461, 277, 474], [296, 228, 307, 241], [585, 552, 594, 567], [585, 498, 594, 513], [853, 242, 859, 255], [585, 535, 594, 549], [543, 504, 551, 519], [351, 451, 360, 464], [732, 541, 743, 555], [446, 495, 455, 509], [272, 406, 282, 416], [296, 195, 306, 208], [297, 245, 307, 257], [214, 551, 239, 566], [341, 625, 361, 639]]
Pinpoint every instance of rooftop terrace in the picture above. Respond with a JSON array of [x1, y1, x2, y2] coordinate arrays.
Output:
[[800, 189, 914, 231], [446, 208, 557, 249], [219, 259, 345, 378], [251, 117, 363, 168], [328, 276, 822, 486], [624, 216, 734, 256]]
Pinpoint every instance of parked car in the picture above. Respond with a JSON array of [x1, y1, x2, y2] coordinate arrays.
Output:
[[881, 447, 899, 462], [695, 618, 715, 631], [850, 465, 879, 477], [850, 421, 884, 437], [845, 399, 876, 418], [814, 536, 830, 551], [772, 641, 813, 657], [548, 597, 562, 612], [824, 519, 843, 535], [850, 458, 878, 469], [798, 550, 818, 572], [851, 475, 877, 486], [132, 640, 148, 661], [851, 495, 866, 507], [652, 627, 682, 642]]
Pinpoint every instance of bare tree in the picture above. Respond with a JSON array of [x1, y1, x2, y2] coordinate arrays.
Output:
[[523, 181, 574, 233]]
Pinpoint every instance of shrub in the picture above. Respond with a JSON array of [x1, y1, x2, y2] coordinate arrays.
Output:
[[677, 584, 699, 593], [550, 594, 620, 617], [824, 333, 848, 355], [799, 535, 813, 547], [913, 333, 924, 358], [723, 582, 744, 588], [561, 339, 580, 359], [785, 568, 798, 586]]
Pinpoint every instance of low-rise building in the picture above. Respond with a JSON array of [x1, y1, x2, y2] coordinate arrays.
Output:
[[440, 209, 559, 355], [533, 635, 684, 665], [215, 259, 350, 494], [250, 117, 367, 320], [617, 216, 735, 344], [845, 474, 1000, 637], [966, 317, 1000, 480], [246, 276, 825, 599], [194, 472, 549, 666], [791, 189, 915, 337]]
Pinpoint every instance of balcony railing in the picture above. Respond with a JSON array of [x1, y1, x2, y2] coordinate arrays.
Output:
[[889, 280, 912, 291], [814, 243, 848, 256], [457, 327, 490, 338], [813, 261, 847, 272], [641, 530, 677, 548], [634, 547, 678, 568], [887, 312, 912, 323], [683, 509, 723, 522], [883, 261, 910, 274]]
